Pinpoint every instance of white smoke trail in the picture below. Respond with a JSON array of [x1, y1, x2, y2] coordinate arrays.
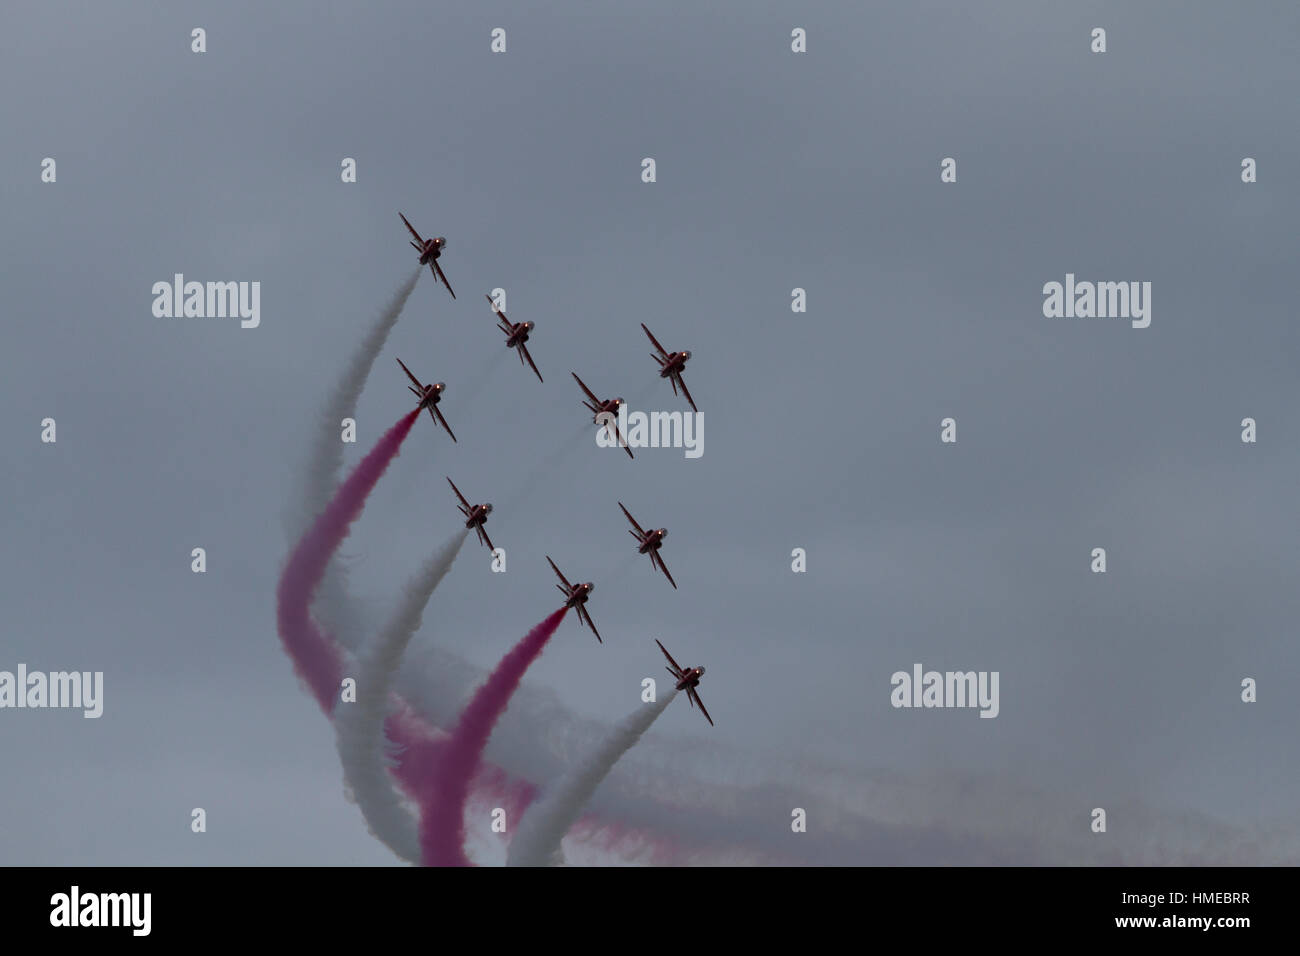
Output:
[[333, 529, 469, 863], [496, 421, 592, 514], [333, 632, 1294, 866], [507, 688, 679, 867], [454, 345, 512, 415], [284, 267, 421, 634]]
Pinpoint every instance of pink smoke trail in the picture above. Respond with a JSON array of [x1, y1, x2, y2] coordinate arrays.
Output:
[[418, 607, 569, 866], [275, 408, 421, 715], [386, 709, 685, 865], [388, 705, 540, 827], [276, 403, 681, 863]]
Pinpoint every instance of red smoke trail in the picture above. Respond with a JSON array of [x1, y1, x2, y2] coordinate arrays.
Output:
[[418, 607, 569, 866], [277, 432, 683, 866], [275, 409, 421, 715], [387, 706, 685, 864], [388, 705, 539, 826], [469, 764, 539, 826], [566, 816, 685, 865], [273, 405, 731, 864]]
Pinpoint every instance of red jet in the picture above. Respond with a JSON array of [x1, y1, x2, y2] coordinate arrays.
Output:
[[447, 477, 494, 550], [656, 639, 711, 726], [399, 212, 456, 299], [642, 323, 696, 413], [572, 372, 632, 459], [619, 501, 676, 589], [486, 295, 542, 383], [546, 556, 600, 643], [397, 357, 457, 442]]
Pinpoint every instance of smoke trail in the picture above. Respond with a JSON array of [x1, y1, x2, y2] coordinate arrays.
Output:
[[270, 270, 556, 857], [276, 409, 421, 715], [604, 547, 645, 586], [285, 267, 421, 545], [495, 421, 592, 514], [385, 706, 533, 811], [418, 607, 569, 866], [333, 529, 469, 863], [455, 346, 512, 414], [284, 267, 421, 653], [354, 634, 1297, 866], [507, 688, 680, 867]]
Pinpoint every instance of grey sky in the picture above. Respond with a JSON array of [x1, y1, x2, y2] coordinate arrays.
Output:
[[1, 1, 1296, 864]]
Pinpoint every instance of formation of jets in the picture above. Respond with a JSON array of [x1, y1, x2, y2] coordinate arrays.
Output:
[[391, 213, 710, 725]]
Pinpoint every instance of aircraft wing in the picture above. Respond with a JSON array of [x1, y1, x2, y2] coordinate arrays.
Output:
[[446, 477, 471, 510], [571, 372, 601, 405], [399, 212, 424, 244], [653, 550, 678, 590], [579, 606, 602, 644], [612, 420, 633, 459], [546, 556, 572, 590], [690, 688, 714, 726], [519, 342, 543, 383], [433, 406, 458, 443], [434, 261, 456, 299], [396, 357, 425, 391], [641, 323, 670, 360], [655, 638, 684, 676], [675, 372, 698, 413], [618, 502, 647, 537], [487, 296, 512, 332]]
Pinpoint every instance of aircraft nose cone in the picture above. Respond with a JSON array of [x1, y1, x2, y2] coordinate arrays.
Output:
[[697, 666, 705, 676]]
